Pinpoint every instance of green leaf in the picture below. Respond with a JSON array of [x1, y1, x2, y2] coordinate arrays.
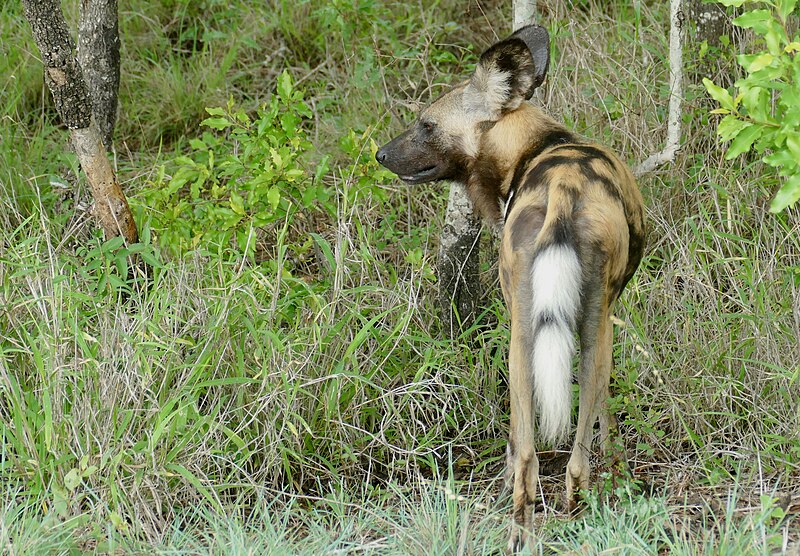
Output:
[[725, 124, 763, 158], [733, 9, 773, 34], [787, 133, 800, 159], [139, 248, 163, 269], [311, 233, 336, 270], [778, 0, 798, 20], [202, 117, 232, 130], [81, 465, 98, 478], [277, 70, 293, 101], [717, 115, 750, 141], [741, 86, 770, 121], [205, 106, 225, 116], [786, 41, 800, 53], [770, 174, 800, 212], [64, 468, 81, 492], [765, 28, 784, 56], [109, 511, 129, 532], [747, 53, 774, 72], [703, 78, 735, 110], [229, 192, 245, 215], [267, 186, 280, 211], [764, 149, 798, 168], [717, 0, 747, 6]]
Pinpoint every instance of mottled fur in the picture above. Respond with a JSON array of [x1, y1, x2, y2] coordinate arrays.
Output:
[[376, 25, 645, 553]]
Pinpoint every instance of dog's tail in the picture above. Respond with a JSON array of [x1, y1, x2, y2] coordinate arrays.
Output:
[[529, 195, 582, 444]]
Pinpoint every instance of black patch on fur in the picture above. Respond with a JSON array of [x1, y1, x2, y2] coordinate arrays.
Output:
[[549, 215, 575, 247], [511, 25, 550, 90], [577, 242, 608, 349], [537, 310, 556, 327], [508, 130, 576, 199], [494, 39, 528, 74], [478, 37, 539, 108], [516, 147, 625, 210], [556, 144, 616, 167], [612, 214, 645, 299], [477, 120, 497, 133], [524, 155, 577, 184], [576, 158, 622, 204]]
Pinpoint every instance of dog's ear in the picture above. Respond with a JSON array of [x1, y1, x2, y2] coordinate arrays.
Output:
[[464, 25, 550, 120]]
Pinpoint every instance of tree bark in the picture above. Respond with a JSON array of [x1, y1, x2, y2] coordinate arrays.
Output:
[[23, 0, 137, 244], [78, 0, 120, 150], [438, 183, 483, 338]]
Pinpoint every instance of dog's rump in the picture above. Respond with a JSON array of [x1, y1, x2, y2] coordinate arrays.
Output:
[[505, 141, 645, 304]]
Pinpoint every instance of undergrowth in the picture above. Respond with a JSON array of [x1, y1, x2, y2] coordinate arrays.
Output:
[[0, 0, 798, 553]]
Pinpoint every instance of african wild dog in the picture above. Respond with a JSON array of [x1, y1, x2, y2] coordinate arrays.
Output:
[[376, 25, 645, 551]]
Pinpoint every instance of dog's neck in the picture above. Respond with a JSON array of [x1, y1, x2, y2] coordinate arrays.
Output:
[[464, 105, 575, 223]]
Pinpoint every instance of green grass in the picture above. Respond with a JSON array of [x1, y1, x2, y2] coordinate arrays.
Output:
[[1, 0, 799, 553], [0, 477, 792, 554]]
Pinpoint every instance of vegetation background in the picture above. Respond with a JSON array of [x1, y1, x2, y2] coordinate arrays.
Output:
[[1, 0, 798, 553]]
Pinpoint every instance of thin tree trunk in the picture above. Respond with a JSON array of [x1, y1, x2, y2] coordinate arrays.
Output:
[[23, 0, 137, 244], [687, 1, 740, 89], [513, 0, 537, 31], [634, 0, 684, 176], [78, 0, 120, 150]]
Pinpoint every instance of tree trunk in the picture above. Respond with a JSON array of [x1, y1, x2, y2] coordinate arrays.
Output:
[[23, 0, 137, 244], [438, 183, 483, 338], [688, 0, 728, 47], [78, 0, 120, 150], [436, 1, 540, 337], [513, 0, 537, 31], [687, 1, 740, 89]]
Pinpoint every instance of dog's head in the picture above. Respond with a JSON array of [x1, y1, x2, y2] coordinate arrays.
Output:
[[375, 25, 550, 184]]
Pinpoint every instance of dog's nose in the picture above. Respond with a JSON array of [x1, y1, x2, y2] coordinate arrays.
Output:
[[375, 148, 387, 164]]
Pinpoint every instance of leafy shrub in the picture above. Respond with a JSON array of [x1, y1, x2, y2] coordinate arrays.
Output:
[[142, 70, 330, 258], [703, 0, 800, 212]]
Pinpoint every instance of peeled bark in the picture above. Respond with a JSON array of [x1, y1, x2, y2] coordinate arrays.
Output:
[[438, 183, 483, 338], [23, 0, 137, 243], [71, 126, 137, 242], [78, 0, 120, 150]]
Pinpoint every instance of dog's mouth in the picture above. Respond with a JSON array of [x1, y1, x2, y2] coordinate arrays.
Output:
[[399, 165, 439, 184]]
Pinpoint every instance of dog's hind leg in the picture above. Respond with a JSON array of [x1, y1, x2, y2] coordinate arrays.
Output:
[[566, 287, 613, 510], [501, 253, 540, 553]]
